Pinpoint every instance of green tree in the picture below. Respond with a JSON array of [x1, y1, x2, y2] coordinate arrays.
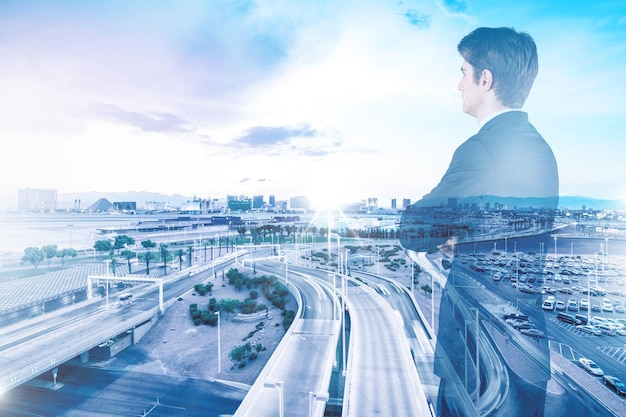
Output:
[[113, 235, 136, 254], [41, 244, 58, 268], [187, 246, 193, 267], [421, 284, 432, 298], [94, 239, 113, 258], [229, 342, 252, 365], [141, 239, 157, 275], [159, 243, 170, 274], [237, 225, 247, 240], [219, 298, 240, 318], [22, 247, 44, 270], [57, 248, 78, 267], [176, 248, 185, 270], [202, 240, 209, 262], [109, 250, 120, 276], [120, 249, 136, 273]]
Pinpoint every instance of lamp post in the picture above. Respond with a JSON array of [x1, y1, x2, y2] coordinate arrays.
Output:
[[464, 320, 471, 390], [431, 272, 435, 330], [308, 391, 329, 417], [329, 272, 336, 321], [472, 307, 480, 404], [263, 381, 284, 417], [342, 273, 347, 376], [216, 311, 221, 374], [587, 271, 591, 323], [554, 236, 557, 259]]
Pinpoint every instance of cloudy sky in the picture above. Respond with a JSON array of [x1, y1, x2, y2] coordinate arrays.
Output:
[[1, 0, 625, 208]]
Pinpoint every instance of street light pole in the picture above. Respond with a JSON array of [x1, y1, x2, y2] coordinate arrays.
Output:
[[216, 311, 221, 374], [554, 236, 557, 259], [308, 391, 329, 417], [263, 381, 284, 417], [472, 307, 480, 404]]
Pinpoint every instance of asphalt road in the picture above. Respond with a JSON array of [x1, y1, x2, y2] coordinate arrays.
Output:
[[0, 364, 246, 417]]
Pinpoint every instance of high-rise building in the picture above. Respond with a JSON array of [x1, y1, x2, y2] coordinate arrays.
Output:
[[253, 195, 264, 209], [269, 195, 275, 208], [17, 188, 57, 211], [391, 198, 397, 209], [367, 197, 378, 208], [402, 198, 411, 209]]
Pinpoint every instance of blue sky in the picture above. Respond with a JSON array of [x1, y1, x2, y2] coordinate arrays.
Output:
[[1, 0, 625, 208]]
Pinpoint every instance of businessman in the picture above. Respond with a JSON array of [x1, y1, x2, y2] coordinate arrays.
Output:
[[400, 27, 559, 416]]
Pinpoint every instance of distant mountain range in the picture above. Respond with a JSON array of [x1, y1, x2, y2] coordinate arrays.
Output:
[[58, 191, 195, 209], [559, 196, 625, 210], [0, 191, 623, 211]]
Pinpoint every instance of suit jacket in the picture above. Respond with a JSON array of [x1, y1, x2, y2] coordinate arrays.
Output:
[[400, 111, 559, 253], [401, 111, 558, 416]]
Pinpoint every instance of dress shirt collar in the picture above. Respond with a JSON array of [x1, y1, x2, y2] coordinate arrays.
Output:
[[477, 108, 521, 131]]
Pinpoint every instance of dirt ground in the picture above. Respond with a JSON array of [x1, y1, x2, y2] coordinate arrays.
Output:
[[104, 270, 297, 387]]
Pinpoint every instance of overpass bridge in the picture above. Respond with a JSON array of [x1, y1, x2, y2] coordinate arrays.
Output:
[[0, 254, 239, 396]]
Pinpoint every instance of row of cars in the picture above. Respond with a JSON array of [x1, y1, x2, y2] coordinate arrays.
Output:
[[578, 357, 626, 396], [553, 312, 626, 336], [503, 312, 545, 339]]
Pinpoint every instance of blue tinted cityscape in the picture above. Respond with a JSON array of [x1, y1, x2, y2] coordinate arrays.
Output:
[[2, 1, 626, 416]]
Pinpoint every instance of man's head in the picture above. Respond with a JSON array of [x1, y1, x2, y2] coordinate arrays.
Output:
[[458, 27, 538, 110]]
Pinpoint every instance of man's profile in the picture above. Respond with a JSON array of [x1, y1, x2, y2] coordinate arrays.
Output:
[[400, 27, 559, 416]]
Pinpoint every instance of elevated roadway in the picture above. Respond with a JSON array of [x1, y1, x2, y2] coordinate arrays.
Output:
[[0, 253, 240, 395], [233, 260, 340, 417]]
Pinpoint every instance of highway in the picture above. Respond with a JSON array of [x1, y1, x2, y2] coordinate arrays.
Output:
[[233, 258, 340, 417]]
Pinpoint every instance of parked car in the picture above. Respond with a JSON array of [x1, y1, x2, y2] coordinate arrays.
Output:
[[514, 322, 536, 330], [576, 325, 601, 335], [503, 312, 529, 321], [579, 298, 589, 310], [555, 301, 566, 311], [603, 375, 626, 396], [567, 299, 579, 312], [602, 298, 613, 312], [597, 324, 616, 336], [579, 357, 604, 376], [574, 314, 589, 325], [542, 299, 555, 311], [557, 312, 581, 325], [520, 328, 545, 339]]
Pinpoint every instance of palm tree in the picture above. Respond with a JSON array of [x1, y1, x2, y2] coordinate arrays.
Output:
[[177, 249, 185, 270], [141, 240, 157, 275], [187, 246, 194, 267], [159, 243, 169, 274], [121, 249, 136, 274]]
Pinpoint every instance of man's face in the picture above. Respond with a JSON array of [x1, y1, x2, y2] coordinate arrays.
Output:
[[458, 60, 483, 118]]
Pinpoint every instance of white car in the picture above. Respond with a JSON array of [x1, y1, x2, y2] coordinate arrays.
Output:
[[576, 325, 601, 336], [602, 298, 613, 312], [580, 298, 589, 310], [579, 357, 604, 376]]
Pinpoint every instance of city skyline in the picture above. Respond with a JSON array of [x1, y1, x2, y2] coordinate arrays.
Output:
[[1, 1, 625, 208]]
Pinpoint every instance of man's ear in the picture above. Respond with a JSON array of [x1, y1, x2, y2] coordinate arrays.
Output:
[[480, 69, 493, 90]]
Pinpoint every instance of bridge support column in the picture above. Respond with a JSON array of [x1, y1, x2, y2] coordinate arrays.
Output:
[[79, 351, 89, 364]]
